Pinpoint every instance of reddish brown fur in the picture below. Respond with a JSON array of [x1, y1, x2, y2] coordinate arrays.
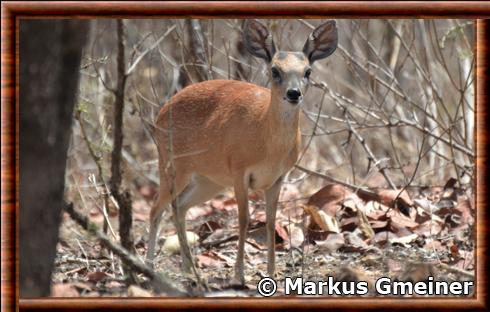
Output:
[[146, 19, 337, 286], [153, 79, 300, 192]]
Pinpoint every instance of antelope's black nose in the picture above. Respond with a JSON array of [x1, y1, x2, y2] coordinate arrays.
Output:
[[286, 88, 302, 102]]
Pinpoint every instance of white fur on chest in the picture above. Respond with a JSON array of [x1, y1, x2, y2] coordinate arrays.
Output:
[[246, 127, 298, 190], [246, 154, 291, 190]]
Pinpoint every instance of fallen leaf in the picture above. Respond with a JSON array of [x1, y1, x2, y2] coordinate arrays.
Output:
[[397, 229, 416, 242], [249, 191, 263, 201], [254, 210, 267, 223], [455, 195, 474, 224], [455, 250, 474, 270], [247, 225, 267, 248], [450, 244, 461, 259], [357, 209, 375, 240], [386, 258, 404, 273], [339, 216, 358, 232], [315, 233, 345, 252], [210, 198, 225, 210], [71, 282, 92, 293], [197, 220, 222, 240], [435, 199, 456, 210], [280, 205, 305, 223], [187, 206, 213, 221], [362, 201, 384, 217], [51, 283, 80, 297], [86, 271, 108, 283], [426, 186, 443, 202], [413, 220, 443, 237], [335, 266, 371, 284], [128, 285, 153, 297], [201, 228, 237, 248], [212, 251, 235, 267], [377, 189, 413, 216], [373, 231, 398, 245], [318, 211, 340, 233], [306, 228, 329, 242], [275, 223, 289, 242], [304, 205, 340, 233], [106, 280, 124, 290], [398, 262, 435, 282], [360, 254, 382, 267], [138, 184, 157, 201], [279, 184, 301, 211], [441, 177, 458, 201], [342, 194, 361, 212], [342, 232, 370, 252], [443, 177, 458, 190], [82, 291, 100, 297], [304, 205, 326, 231], [223, 197, 238, 210], [388, 209, 419, 231], [197, 253, 223, 269], [162, 232, 199, 254], [424, 239, 443, 251], [288, 224, 304, 248], [132, 199, 151, 222], [389, 233, 418, 246], [369, 220, 389, 231], [307, 184, 351, 216], [414, 198, 440, 215], [88, 208, 104, 225]]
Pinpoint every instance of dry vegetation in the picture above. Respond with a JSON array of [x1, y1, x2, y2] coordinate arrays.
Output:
[[53, 19, 475, 297]]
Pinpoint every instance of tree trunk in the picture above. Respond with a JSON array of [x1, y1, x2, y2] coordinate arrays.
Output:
[[19, 19, 88, 297]]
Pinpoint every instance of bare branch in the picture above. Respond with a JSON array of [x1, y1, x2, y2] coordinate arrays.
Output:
[[64, 202, 184, 296]]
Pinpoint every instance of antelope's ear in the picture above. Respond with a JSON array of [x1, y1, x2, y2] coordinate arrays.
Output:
[[243, 19, 277, 63], [303, 20, 338, 64]]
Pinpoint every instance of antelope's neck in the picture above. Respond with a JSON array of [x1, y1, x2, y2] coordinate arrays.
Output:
[[266, 88, 300, 137]]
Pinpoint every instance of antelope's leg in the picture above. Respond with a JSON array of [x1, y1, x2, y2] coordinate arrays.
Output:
[[265, 176, 283, 277], [172, 174, 224, 273], [233, 175, 250, 285]]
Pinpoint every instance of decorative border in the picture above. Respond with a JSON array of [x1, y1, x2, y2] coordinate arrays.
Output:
[[1, 1, 489, 311]]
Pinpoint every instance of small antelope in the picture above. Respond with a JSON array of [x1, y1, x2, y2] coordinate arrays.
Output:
[[147, 19, 338, 284]]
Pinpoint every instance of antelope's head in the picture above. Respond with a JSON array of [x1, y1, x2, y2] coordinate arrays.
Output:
[[244, 20, 338, 105]]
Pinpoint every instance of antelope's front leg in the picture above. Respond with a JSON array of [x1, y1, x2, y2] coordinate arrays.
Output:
[[264, 176, 283, 277], [233, 177, 250, 285]]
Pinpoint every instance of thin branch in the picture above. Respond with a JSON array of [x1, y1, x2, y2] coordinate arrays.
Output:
[[126, 25, 177, 75], [294, 164, 380, 202], [64, 202, 184, 296], [74, 109, 114, 237], [438, 262, 474, 279], [344, 109, 397, 189], [111, 19, 135, 284]]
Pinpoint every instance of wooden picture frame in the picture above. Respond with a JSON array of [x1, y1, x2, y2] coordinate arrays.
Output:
[[2, 1, 489, 311]]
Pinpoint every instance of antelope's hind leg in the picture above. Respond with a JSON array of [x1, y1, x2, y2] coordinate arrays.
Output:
[[172, 174, 224, 274], [147, 172, 191, 268]]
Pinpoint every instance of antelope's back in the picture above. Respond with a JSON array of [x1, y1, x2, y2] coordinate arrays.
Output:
[[153, 79, 272, 172]]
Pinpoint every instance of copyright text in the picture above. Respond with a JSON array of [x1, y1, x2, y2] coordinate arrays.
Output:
[[256, 276, 473, 297]]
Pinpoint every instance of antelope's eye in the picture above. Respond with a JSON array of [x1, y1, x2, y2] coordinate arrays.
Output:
[[304, 68, 312, 79], [271, 67, 281, 81]]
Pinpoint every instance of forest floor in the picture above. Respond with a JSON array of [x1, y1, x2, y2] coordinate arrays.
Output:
[[52, 178, 475, 297]]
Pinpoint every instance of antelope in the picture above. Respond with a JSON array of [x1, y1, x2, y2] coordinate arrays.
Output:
[[147, 19, 338, 285]]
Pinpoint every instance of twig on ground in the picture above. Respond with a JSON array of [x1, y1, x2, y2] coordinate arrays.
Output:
[[295, 165, 380, 202], [201, 235, 239, 249], [64, 202, 185, 296], [437, 262, 474, 279]]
